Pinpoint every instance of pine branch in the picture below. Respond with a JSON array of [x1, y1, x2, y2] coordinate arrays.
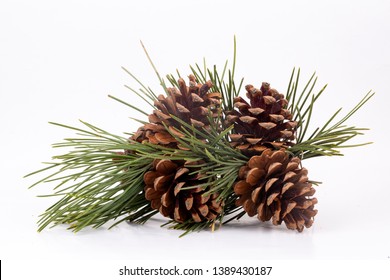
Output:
[[286, 69, 375, 159], [26, 116, 246, 232], [26, 38, 374, 236], [25, 121, 172, 232]]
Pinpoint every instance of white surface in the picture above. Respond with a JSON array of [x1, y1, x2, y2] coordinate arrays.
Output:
[[1, 0, 390, 263]]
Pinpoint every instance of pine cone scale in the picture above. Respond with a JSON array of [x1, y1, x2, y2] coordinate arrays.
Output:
[[184, 195, 194, 210], [251, 186, 262, 203], [234, 180, 251, 195]]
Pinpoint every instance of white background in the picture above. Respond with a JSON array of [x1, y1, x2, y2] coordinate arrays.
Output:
[[1, 0, 389, 278]]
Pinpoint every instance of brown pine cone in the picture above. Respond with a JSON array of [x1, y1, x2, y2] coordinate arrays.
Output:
[[233, 149, 317, 232], [143, 159, 223, 223], [131, 75, 222, 148], [225, 82, 297, 156]]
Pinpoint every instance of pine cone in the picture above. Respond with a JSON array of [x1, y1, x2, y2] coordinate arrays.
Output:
[[131, 75, 222, 148], [233, 149, 317, 232], [225, 82, 297, 156], [144, 159, 223, 223]]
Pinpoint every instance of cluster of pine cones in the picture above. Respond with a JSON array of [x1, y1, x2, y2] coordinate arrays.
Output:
[[130, 74, 317, 232]]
